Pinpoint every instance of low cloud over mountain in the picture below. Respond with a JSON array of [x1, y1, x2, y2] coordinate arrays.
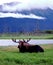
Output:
[[0, 0, 53, 19]]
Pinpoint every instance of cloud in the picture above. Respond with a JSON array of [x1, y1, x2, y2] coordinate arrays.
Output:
[[0, 0, 53, 12], [0, 0, 19, 4], [0, 0, 52, 19], [0, 12, 45, 19]]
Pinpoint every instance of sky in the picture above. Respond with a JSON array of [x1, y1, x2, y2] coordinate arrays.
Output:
[[0, 0, 53, 19]]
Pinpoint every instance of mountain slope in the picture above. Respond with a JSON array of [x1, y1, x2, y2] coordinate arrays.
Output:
[[0, 17, 53, 33]]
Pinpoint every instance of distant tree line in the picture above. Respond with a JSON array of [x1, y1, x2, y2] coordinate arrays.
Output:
[[43, 30, 53, 34], [0, 30, 53, 37]]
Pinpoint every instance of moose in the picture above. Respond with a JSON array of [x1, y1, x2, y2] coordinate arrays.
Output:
[[12, 38, 44, 53]]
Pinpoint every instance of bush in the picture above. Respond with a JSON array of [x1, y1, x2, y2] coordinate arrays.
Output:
[[44, 30, 53, 34]]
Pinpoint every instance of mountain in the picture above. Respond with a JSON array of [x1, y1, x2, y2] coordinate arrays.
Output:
[[0, 2, 53, 33], [0, 17, 53, 33]]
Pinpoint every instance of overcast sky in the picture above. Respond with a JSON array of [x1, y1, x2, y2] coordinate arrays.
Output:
[[0, 0, 53, 19]]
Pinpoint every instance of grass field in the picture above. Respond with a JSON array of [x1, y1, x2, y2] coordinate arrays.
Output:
[[0, 34, 53, 39], [0, 44, 53, 65]]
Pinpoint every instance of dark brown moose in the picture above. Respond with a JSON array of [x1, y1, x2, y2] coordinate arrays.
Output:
[[12, 38, 44, 53]]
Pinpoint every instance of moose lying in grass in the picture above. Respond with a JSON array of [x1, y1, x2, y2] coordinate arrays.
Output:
[[12, 38, 44, 53]]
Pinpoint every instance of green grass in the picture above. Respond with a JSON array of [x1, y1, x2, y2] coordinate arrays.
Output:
[[0, 44, 53, 65], [0, 34, 53, 39]]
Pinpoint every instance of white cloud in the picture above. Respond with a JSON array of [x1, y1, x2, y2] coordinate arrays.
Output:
[[0, 0, 52, 18], [0, 0, 20, 4], [0, 0, 53, 12], [0, 12, 45, 19]]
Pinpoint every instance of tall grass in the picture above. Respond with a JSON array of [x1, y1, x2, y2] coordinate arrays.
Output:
[[0, 44, 53, 65]]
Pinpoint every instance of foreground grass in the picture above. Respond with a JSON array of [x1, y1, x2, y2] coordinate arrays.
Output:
[[0, 44, 53, 65], [0, 34, 53, 39]]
